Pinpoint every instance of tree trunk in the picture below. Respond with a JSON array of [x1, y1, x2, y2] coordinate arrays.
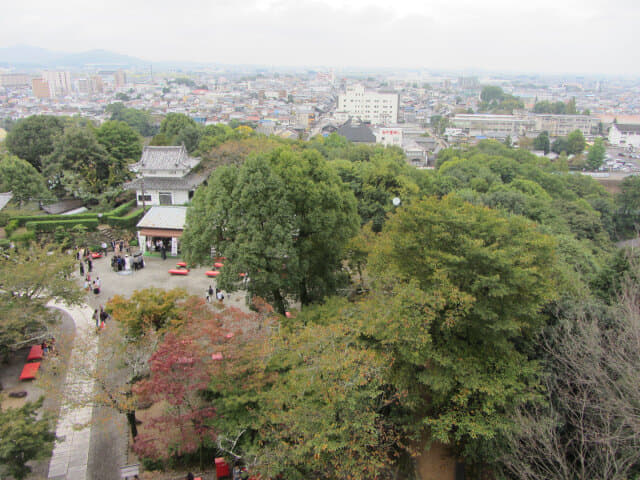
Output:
[[272, 289, 286, 315], [126, 410, 138, 438]]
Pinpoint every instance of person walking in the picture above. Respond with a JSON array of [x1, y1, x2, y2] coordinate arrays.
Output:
[[216, 288, 225, 303], [79, 261, 85, 276], [93, 309, 100, 328], [87, 257, 93, 273], [207, 285, 214, 303], [161, 244, 167, 260]]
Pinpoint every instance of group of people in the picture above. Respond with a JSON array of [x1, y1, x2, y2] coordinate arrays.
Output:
[[41, 337, 57, 356], [146, 239, 168, 260], [92, 306, 109, 330], [82, 274, 101, 295], [206, 285, 225, 303]]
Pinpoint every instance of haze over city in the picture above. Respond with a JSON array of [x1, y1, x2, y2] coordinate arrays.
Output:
[[1, 0, 639, 74]]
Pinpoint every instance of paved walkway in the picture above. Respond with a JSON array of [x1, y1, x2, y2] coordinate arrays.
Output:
[[46, 302, 97, 480]]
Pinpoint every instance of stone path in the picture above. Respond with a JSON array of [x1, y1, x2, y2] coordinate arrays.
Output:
[[46, 302, 97, 480]]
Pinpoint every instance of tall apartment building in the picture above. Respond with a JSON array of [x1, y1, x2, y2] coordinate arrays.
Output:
[[42, 71, 71, 96], [114, 70, 127, 88], [337, 85, 399, 125], [32, 78, 51, 99]]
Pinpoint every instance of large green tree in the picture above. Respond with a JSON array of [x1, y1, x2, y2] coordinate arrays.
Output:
[[0, 244, 83, 358], [5, 115, 65, 171], [566, 129, 586, 155], [533, 131, 550, 154], [0, 398, 56, 480], [182, 147, 358, 313], [0, 154, 51, 205], [45, 125, 110, 199], [366, 195, 559, 464], [105, 103, 157, 137], [95, 120, 142, 186], [586, 137, 606, 170]]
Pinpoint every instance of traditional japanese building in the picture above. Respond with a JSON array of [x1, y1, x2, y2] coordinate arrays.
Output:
[[126, 145, 206, 207]]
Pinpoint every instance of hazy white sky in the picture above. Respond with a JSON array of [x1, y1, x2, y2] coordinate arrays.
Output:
[[1, 0, 639, 74]]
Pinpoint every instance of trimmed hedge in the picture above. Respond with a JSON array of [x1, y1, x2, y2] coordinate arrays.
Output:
[[106, 209, 144, 229], [12, 212, 98, 227], [25, 219, 99, 233], [105, 199, 136, 218]]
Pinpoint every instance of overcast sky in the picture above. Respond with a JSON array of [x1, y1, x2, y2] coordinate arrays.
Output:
[[1, 0, 639, 75]]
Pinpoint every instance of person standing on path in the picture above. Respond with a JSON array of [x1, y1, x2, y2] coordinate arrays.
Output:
[[93, 309, 100, 328], [79, 262, 85, 276], [87, 257, 93, 273]]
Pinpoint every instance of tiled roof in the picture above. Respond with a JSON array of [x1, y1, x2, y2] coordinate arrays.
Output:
[[616, 123, 640, 134], [124, 172, 207, 191], [137, 206, 187, 230], [131, 145, 200, 172], [337, 119, 376, 143]]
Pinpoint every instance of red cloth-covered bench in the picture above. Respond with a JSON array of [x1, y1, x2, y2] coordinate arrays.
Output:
[[215, 458, 230, 478], [20, 362, 41, 380], [169, 269, 189, 275], [91, 252, 102, 259], [176, 261, 187, 267], [214, 262, 224, 268], [205, 270, 220, 277], [27, 345, 43, 361]]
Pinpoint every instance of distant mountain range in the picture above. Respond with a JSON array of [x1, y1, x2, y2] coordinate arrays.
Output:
[[0, 45, 148, 69]]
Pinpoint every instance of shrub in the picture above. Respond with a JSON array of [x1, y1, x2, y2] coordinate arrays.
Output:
[[0, 212, 9, 227], [10, 230, 36, 245], [4, 219, 19, 236], [25, 219, 99, 233], [0, 239, 11, 249], [129, 239, 138, 247]]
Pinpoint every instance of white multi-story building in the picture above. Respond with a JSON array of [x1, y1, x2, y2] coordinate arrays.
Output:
[[337, 85, 399, 125], [609, 123, 640, 149]]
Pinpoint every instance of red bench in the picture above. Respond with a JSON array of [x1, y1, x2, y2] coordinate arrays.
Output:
[[176, 261, 187, 267], [20, 362, 41, 380], [91, 252, 102, 259], [169, 269, 189, 275], [27, 345, 43, 361], [215, 458, 230, 478], [214, 262, 224, 268], [205, 270, 220, 277]]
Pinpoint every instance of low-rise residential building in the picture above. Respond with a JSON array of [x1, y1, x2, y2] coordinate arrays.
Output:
[[609, 122, 640, 149]]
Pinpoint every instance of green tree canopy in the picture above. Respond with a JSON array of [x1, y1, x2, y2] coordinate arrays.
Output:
[[105, 103, 157, 137], [0, 398, 55, 480], [182, 147, 359, 313], [5, 115, 65, 171], [0, 244, 83, 357], [566, 129, 586, 155], [0, 154, 51, 205], [533, 131, 551, 154], [586, 137, 606, 171], [367, 195, 559, 463], [45, 125, 111, 199]]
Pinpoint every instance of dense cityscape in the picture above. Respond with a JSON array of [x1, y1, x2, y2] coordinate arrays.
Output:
[[1, 4, 640, 480]]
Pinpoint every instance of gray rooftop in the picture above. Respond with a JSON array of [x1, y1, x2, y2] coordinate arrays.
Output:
[[125, 171, 207, 191], [131, 145, 200, 172], [0, 192, 13, 211], [137, 206, 187, 230]]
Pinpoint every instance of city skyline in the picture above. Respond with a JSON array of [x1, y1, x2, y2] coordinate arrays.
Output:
[[0, 0, 639, 75]]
